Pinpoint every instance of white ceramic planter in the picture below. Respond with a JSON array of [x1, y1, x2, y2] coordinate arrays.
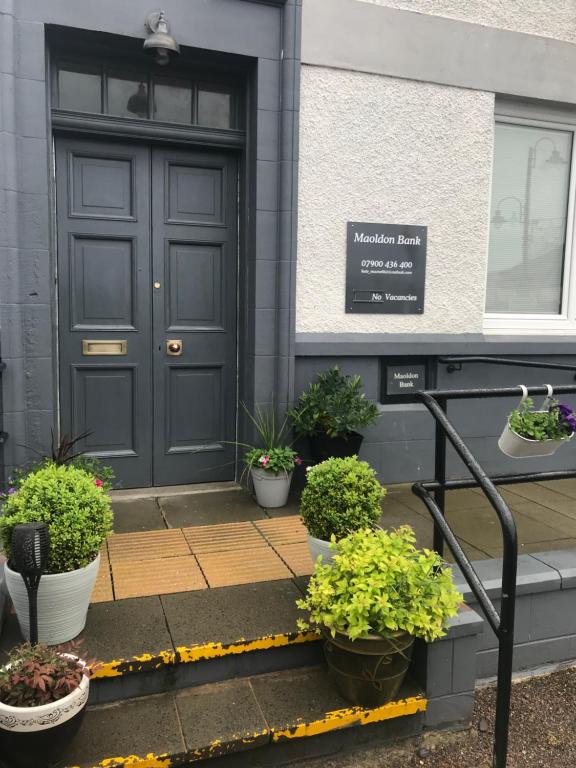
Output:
[[5, 555, 100, 645], [498, 422, 573, 458], [307, 533, 335, 565], [251, 468, 292, 508], [0, 658, 89, 733]]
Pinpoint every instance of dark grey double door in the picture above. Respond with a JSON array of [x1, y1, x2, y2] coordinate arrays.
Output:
[[56, 137, 238, 488]]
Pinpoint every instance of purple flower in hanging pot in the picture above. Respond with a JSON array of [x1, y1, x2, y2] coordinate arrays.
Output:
[[553, 403, 576, 432]]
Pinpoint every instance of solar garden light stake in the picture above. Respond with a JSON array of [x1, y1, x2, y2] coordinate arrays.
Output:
[[11, 523, 50, 645]]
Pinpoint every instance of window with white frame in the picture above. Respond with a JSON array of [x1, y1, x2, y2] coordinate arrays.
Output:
[[485, 117, 576, 331]]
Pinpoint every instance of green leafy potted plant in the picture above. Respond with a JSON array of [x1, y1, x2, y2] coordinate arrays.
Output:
[[242, 405, 301, 508], [301, 456, 385, 563], [288, 367, 379, 462], [0, 642, 93, 768], [499, 386, 576, 458], [0, 463, 114, 644], [297, 527, 462, 708]]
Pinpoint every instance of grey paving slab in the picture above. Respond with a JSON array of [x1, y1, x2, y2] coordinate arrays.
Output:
[[506, 500, 576, 539], [161, 580, 306, 648], [539, 479, 576, 499], [111, 498, 166, 533], [531, 548, 576, 588], [378, 504, 434, 549], [159, 490, 266, 527], [445, 504, 568, 558], [0, 610, 23, 659], [450, 554, 560, 601], [61, 693, 184, 767], [504, 483, 576, 515], [516, 538, 576, 557], [80, 597, 174, 663], [176, 679, 268, 757]]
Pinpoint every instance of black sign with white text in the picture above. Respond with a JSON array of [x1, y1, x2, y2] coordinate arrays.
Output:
[[346, 222, 427, 314], [385, 364, 426, 396]]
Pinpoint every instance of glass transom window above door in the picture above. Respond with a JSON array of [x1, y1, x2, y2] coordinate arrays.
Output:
[[54, 62, 238, 130], [485, 119, 576, 331]]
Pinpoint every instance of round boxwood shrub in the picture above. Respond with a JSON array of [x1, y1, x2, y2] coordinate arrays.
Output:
[[297, 527, 463, 642], [0, 462, 114, 574], [301, 456, 385, 541]]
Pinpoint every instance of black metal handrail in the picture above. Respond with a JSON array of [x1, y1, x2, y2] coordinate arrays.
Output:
[[413, 381, 576, 768], [439, 355, 576, 376]]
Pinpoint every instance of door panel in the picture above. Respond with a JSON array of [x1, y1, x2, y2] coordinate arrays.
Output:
[[57, 139, 238, 487], [152, 148, 238, 485], [57, 138, 152, 487]]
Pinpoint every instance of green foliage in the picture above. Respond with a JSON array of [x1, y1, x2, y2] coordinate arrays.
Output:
[[288, 367, 379, 438], [0, 463, 114, 574], [245, 446, 301, 474], [242, 403, 291, 451], [297, 527, 463, 643], [0, 642, 92, 707], [508, 398, 573, 441], [301, 456, 385, 540]]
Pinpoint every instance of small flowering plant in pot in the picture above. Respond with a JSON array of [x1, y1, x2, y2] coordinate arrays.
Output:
[[499, 385, 576, 458], [0, 462, 114, 644], [241, 405, 301, 509], [301, 456, 385, 563], [297, 527, 463, 708], [0, 641, 95, 768]]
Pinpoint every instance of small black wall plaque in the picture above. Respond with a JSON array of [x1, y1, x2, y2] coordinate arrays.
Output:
[[385, 364, 426, 396], [346, 222, 427, 314]]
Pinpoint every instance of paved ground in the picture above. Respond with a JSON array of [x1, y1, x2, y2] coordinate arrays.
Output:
[[293, 665, 576, 768]]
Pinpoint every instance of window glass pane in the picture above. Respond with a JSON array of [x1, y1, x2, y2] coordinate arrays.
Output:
[[486, 123, 572, 315], [153, 80, 191, 124], [108, 77, 149, 119], [58, 69, 101, 113], [197, 88, 231, 128]]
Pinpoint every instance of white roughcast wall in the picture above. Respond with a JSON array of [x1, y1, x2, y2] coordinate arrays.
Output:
[[357, 0, 576, 43], [296, 66, 495, 334]]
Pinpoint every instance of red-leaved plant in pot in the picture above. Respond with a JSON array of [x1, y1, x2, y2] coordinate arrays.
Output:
[[0, 641, 95, 768]]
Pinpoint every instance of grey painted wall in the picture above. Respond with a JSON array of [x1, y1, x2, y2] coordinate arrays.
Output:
[[294, 355, 576, 484], [302, 0, 576, 104], [0, 0, 301, 486]]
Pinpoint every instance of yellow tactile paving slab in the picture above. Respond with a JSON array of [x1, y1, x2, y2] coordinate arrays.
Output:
[[197, 546, 293, 588], [253, 517, 307, 546], [91, 557, 114, 603], [275, 543, 314, 577], [107, 529, 190, 564], [182, 521, 268, 553], [112, 555, 207, 599]]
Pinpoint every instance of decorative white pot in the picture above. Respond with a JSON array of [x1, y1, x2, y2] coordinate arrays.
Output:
[[498, 422, 573, 458], [0, 656, 89, 768], [5, 555, 100, 645], [307, 534, 335, 565], [251, 468, 292, 508]]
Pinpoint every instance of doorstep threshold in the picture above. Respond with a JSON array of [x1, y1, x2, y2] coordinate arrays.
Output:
[[111, 481, 241, 502]]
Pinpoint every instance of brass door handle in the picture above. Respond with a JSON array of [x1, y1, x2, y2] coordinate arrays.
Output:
[[166, 339, 183, 356]]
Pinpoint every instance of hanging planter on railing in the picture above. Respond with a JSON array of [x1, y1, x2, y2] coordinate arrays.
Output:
[[498, 384, 576, 458]]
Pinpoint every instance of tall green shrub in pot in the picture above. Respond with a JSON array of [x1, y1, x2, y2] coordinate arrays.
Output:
[[0, 463, 114, 644], [288, 367, 379, 462], [301, 456, 385, 563], [297, 527, 462, 707]]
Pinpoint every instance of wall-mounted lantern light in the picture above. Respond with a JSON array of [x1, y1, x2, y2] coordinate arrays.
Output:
[[143, 10, 180, 66]]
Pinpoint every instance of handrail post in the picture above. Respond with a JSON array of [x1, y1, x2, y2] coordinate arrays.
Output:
[[493, 532, 518, 768], [433, 396, 447, 556]]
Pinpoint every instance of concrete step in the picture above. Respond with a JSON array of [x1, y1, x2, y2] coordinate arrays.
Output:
[[60, 666, 427, 768], [0, 579, 323, 704]]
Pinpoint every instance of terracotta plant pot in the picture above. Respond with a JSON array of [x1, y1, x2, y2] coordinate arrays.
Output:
[[0, 656, 89, 768], [322, 628, 414, 708]]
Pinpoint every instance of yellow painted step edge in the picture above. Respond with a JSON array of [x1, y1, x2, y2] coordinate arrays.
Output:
[[65, 695, 427, 767], [92, 631, 320, 679]]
